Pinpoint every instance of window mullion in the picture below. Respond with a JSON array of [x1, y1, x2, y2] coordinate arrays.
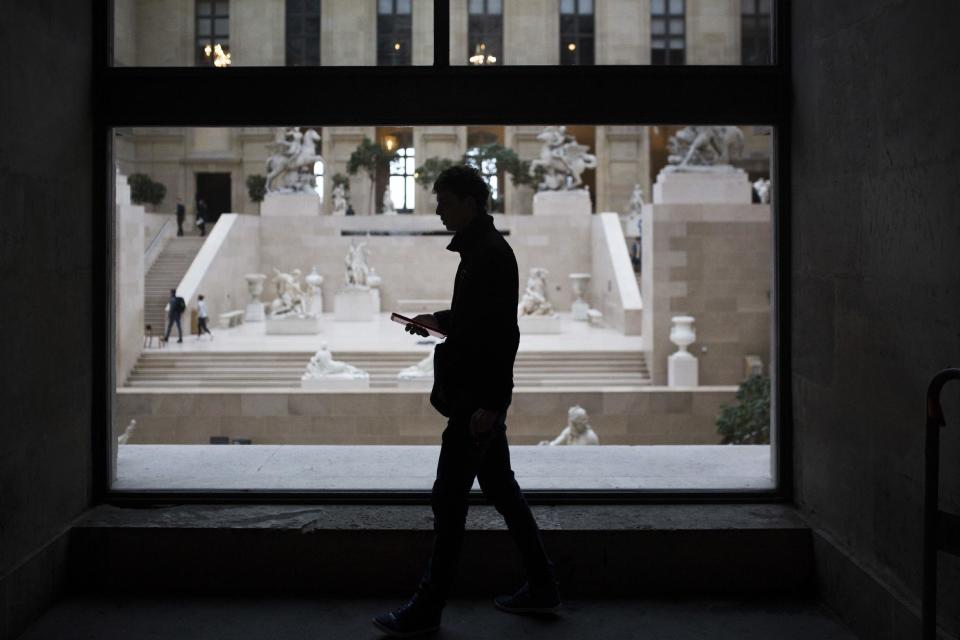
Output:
[[434, 0, 449, 67]]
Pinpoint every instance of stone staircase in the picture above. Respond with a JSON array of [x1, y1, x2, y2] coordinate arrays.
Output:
[[143, 236, 206, 335], [125, 350, 652, 388]]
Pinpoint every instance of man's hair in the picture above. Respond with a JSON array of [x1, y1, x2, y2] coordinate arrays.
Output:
[[433, 165, 490, 214], [198, 294, 205, 301]]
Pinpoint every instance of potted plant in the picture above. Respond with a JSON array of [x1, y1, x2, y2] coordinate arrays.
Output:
[[127, 173, 167, 210], [347, 137, 398, 215], [245, 174, 267, 213]]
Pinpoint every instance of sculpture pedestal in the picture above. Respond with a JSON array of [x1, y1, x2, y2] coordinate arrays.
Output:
[[668, 352, 699, 387], [518, 314, 563, 334], [334, 287, 376, 321], [397, 377, 433, 389], [652, 168, 752, 204], [571, 300, 590, 321], [301, 376, 370, 390], [261, 192, 321, 217], [245, 302, 266, 322], [532, 190, 592, 215], [265, 315, 322, 335]]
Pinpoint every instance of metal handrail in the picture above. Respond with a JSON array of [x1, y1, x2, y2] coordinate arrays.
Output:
[[145, 217, 171, 257], [923, 367, 960, 640]]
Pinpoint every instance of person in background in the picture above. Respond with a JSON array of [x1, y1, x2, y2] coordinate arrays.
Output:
[[175, 198, 185, 236], [197, 199, 208, 237], [197, 294, 213, 340], [164, 288, 184, 344]]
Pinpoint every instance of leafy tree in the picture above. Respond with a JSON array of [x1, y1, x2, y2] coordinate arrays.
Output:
[[127, 173, 166, 207], [245, 174, 267, 203], [715, 374, 771, 444], [331, 172, 351, 191], [414, 157, 457, 189], [347, 137, 397, 214], [414, 144, 540, 210]]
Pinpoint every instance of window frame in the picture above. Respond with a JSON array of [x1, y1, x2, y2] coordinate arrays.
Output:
[[95, 0, 792, 506], [195, 0, 230, 67], [559, 0, 595, 66], [651, 0, 686, 66], [741, 0, 773, 66], [286, 0, 322, 67], [467, 0, 503, 65], [377, 0, 414, 67]]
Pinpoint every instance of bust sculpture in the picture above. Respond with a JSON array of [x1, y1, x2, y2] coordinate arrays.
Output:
[[518, 267, 555, 317], [302, 343, 369, 381], [539, 405, 599, 446], [753, 177, 771, 203]]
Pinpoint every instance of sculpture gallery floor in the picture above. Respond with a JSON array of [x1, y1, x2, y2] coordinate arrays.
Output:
[[150, 311, 644, 354], [114, 444, 773, 491]]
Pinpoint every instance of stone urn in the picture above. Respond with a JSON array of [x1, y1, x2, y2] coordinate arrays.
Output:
[[244, 273, 267, 322], [569, 272, 591, 321], [669, 315, 696, 353], [668, 315, 698, 387]]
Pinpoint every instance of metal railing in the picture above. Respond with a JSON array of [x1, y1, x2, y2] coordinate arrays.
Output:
[[923, 367, 960, 639]]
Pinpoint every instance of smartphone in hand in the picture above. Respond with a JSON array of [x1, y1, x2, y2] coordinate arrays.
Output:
[[390, 313, 447, 339]]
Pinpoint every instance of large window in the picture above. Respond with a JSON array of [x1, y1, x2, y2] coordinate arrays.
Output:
[[389, 147, 416, 212], [741, 0, 772, 65], [560, 0, 594, 66], [651, 0, 685, 66], [377, 0, 413, 66], [467, 0, 502, 65], [286, 0, 321, 66], [196, 1, 230, 67]]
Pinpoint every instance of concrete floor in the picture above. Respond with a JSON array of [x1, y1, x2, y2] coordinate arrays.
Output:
[[19, 595, 859, 640], [114, 444, 774, 490]]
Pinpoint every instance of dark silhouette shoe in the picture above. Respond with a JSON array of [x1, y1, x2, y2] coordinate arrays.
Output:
[[372, 592, 442, 638], [494, 582, 561, 615]]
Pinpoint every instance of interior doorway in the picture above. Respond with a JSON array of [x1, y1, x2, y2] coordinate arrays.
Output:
[[195, 172, 231, 223]]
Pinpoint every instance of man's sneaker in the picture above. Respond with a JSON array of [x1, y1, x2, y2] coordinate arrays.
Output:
[[493, 582, 561, 615], [372, 592, 442, 638]]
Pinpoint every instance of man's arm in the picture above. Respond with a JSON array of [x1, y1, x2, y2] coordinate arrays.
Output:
[[470, 250, 519, 413], [432, 310, 452, 334]]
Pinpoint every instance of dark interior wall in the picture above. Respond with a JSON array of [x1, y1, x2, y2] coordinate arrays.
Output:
[[0, 1, 94, 638], [791, 2, 960, 638]]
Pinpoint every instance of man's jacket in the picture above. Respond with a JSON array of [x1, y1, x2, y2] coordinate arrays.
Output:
[[430, 213, 519, 418]]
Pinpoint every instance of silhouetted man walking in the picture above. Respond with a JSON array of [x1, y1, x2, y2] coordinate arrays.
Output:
[[374, 166, 559, 637]]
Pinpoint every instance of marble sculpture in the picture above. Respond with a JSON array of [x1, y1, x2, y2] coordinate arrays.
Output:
[[753, 178, 771, 204], [628, 183, 645, 215], [539, 405, 599, 446], [518, 268, 555, 317], [302, 343, 370, 382], [529, 125, 598, 191], [265, 127, 324, 192], [382, 187, 397, 215], [270, 268, 311, 317], [344, 241, 371, 288], [332, 183, 348, 215], [666, 126, 744, 171], [398, 350, 435, 381]]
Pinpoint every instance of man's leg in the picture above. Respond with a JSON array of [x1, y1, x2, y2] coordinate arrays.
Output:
[[476, 422, 555, 591], [175, 316, 183, 342], [164, 317, 173, 342]]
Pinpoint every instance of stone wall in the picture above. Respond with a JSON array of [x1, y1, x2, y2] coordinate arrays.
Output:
[[256, 213, 593, 314], [116, 387, 737, 446], [792, 2, 960, 637], [116, 177, 146, 385], [0, 2, 93, 637], [642, 202, 772, 385], [591, 213, 643, 335]]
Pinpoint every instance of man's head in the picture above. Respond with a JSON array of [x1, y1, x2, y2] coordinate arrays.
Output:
[[198, 294, 205, 301], [170, 288, 176, 297], [433, 165, 490, 232]]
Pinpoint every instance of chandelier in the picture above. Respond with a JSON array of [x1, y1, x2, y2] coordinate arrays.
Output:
[[469, 42, 497, 65], [204, 43, 232, 68]]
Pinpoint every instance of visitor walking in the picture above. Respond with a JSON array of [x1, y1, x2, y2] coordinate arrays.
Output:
[[197, 294, 213, 340], [373, 166, 559, 638], [196, 199, 208, 237], [175, 198, 185, 236], [164, 288, 185, 344]]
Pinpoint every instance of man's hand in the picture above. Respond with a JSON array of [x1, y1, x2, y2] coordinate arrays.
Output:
[[405, 313, 440, 338], [469, 408, 501, 446]]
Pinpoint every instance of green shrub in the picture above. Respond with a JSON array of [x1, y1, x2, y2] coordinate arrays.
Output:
[[414, 157, 457, 189], [127, 173, 166, 206], [331, 172, 351, 191], [246, 174, 267, 203], [716, 374, 770, 444]]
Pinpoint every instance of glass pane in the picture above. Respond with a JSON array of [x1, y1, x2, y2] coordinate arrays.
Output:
[[670, 38, 685, 50], [469, 0, 483, 15], [488, 0, 502, 15], [758, 0, 772, 13], [579, 0, 593, 15], [114, 0, 432, 66], [652, 0, 665, 15], [669, 18, 684, 35], [112, 123, 776, 492], [669, 0, 684, 15], [560, 0, 575, 15], [742, 0, 756, 15], [651, 37, 665, 49], [651, 19, 665, 35]]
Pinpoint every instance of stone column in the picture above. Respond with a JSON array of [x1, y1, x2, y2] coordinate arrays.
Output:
[[686, 0, 740, 65], [135, 0, 194, 66], [323, 0, 377, 66], [413, 126, 467, 214], [450, 0, 469, 65], [323, 127, 377, 215], [594, 126, 650, 214], [596, 0, 651, 64], [231, 0, 284, 66], [412, 0, 434, 65], [504, 0, 559, 65], [503, 126, 542, 214]]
